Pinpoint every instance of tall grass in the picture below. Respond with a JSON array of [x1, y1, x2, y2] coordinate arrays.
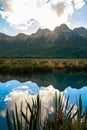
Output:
[[6, 95, 41, 130], [5, 93, 87, 130], [44, 93, 87, 130], [0, 59, 87, 75]]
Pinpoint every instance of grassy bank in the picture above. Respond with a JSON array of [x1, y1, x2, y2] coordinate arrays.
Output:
[[0, 59, 87, 75]]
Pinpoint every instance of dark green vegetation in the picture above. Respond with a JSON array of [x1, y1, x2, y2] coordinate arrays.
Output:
[[5, 94, 87, 130], [0, 59, 87, 75], [0, 24, 87, 58]]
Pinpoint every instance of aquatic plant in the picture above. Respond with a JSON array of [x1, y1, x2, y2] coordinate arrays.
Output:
[[6, 95, 41, 130], [5, 93, 87, 130], [44, 93, 87, 130]]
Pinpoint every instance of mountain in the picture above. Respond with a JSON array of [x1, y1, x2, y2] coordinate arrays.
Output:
[[13, 33, 29, 40], [54, 24, 71, 34], [73, 27, 87, 38], [0, 24, 87, 58], [0, 33, 13, 41]]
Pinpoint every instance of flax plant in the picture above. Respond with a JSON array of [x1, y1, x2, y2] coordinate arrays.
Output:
[[6, 93, 87, 130], [6, 95, 41, 130]]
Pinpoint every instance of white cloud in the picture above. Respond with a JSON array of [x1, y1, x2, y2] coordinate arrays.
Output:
[[3, 85, 61, 121], [0, 0, 13, 11], [0, 110, 6, 118], [36, 0, 49, 7], [51, 1, 68, 16], [73, 0, 85, 9], [2, 85, 77, 123], [0, 0, 86, 34], [52, 0, 74, 16]]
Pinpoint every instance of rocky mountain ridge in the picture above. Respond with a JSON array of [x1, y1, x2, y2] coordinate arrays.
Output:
[[0, 24, 87, 58]]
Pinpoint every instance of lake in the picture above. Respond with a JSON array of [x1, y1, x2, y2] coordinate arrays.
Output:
[[0, 72, 87, 90], [0, 72, 87, 129]]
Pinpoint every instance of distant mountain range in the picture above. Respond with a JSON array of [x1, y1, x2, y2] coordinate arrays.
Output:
[[0, 24, 87, 58]]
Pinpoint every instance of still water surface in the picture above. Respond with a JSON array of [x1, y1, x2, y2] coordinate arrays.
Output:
[[0, 72, 87, 90], [0, 72, 87, 129]]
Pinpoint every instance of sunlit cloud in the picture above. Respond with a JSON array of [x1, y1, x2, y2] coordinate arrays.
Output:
[[1, 84, 78, 123], [1, 80, 87, 124], [73, 0, 85, 9], [35, 0, 50, 7], [51, 0, 73, 17], [0, 0, 13, 12], [3, 85, 61, 121], [0, 110, 6, 118], [0, 0, 86, 34], [3, 90, 33, 120]]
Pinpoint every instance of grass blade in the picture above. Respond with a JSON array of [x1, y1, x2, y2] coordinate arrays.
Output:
[[15, 103, 20, 130], [6, 109, 11, 130], [11, 111, 16, 130], [64, 96, 69, 113], [21, 111, 30, 124]]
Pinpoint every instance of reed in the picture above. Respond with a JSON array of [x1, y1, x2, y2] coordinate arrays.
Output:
[[44, 93, 87, 130], [5, 93, 87, 130]]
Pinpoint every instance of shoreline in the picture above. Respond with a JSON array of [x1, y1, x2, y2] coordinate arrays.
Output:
[[0, 58, 87, 75]]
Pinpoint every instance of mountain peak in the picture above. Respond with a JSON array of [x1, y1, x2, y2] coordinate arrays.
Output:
[[0, 33, 12, 40], [32, 28, 52, 38], [60, 24, 69, 29], [36, 28, 51, 35], [0, 24, 87, 58], [54, 24, 71, 34], [14, 33, 29, 40], [73, 27, 87, 37], [16, 33, 28, 37]]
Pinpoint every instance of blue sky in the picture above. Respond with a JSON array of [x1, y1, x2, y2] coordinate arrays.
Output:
[[0, 0, 87, 36]]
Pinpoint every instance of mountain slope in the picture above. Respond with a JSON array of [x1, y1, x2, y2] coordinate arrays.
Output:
[[73, 27, 87, 38], [0, 24, 87, 58]]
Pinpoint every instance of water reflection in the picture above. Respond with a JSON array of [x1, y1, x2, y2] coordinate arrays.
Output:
[[0, 72, 87, 90]]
